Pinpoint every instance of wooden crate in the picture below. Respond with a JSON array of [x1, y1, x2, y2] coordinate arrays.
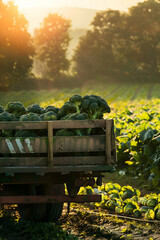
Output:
[[0, 119, 116, 174]]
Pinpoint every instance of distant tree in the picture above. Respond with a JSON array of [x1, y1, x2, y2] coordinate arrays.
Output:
[[33, 14, 71, 80], [73, 0, 160, 82], [0, 0, 33, 90], [73, 10, 126, 80], [124, 0, 160, 81]]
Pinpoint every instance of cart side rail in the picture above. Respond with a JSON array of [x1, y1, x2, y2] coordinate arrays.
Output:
[[0, 119, 117, 173]]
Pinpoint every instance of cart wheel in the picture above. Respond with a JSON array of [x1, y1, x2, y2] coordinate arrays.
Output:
[[0, 184, 46, 222], [18, 203, 46, 222], [18, 184, 46, 222], [43, 184, 64, 222]]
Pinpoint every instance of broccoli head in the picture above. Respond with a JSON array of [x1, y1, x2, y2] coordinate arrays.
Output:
[[60, 113, 75, 120], [40, 111, 57, 121], [20, 112, 41, 121], [81, 95, 110, 119], [0, 112, 15, 136], [0, 111, 15, 121], [61, 112, 88, 121], [81, 99, 90, 110], [5, 102, 26, 118], [45, 106, 59, 114], [0, 105, 4, 113], [69, 113, 89, 121], [27, 104, 44, 114], [58, 102, 77, 119], [69, 94, 82, 113]]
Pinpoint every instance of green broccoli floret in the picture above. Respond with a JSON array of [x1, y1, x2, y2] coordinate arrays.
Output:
[[40, 111, 57, 121], [69, 113, 88, 120], [81, 99, 90, 110], [0, 111, 15, 136], [20, 112, 41, 121], [5, 102, 26, 118], [60, 113, 75, 120], [55, 129, 76, 136], [81, 95, 110, 119], [27, 104, 44, 114], [89, 102, 99, 118], [0, 111, 15, 121], [58, 102, 77, 119], [61, 112, 88, 121], [0, 105, 4, 113], [97, 98, 110, 117], [40, 108, 46, 114], [69, 94, 82, 114], [45, 106, 59, 114], [76, 113, 89, 120]]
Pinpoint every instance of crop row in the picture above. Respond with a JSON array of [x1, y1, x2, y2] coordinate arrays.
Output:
[[81, 182, 160, 221], [1, 83, 160, 107]]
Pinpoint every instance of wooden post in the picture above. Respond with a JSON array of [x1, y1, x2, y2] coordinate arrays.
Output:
[[111, 119, 117, 162], [105, 119, 112, 164], [48, 121, 53, 166]]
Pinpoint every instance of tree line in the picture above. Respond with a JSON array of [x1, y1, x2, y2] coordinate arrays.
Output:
[[1, 0, 160, 90]]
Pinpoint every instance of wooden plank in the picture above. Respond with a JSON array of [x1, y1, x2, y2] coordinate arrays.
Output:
[[0, 136, 106, 154], [0, 119, 106, 130], [0, 165, 114, 174], [0, 156, 106, 166], [53, 156, 106, 166], [48, 122, 53, 166], [111, 119, 117, 163], [105, 119, 112, 164], [0, 173, 65, 184], [0, 157, 47, 166]]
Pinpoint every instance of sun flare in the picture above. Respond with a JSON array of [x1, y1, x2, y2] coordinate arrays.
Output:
[[13, 0, 36, 9], [8, 0, 70, 10], [4, 0, 145, 11]]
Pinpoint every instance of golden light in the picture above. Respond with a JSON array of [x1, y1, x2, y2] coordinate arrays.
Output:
[[6, 0, 73, 10], [13, 0, 37, 9]]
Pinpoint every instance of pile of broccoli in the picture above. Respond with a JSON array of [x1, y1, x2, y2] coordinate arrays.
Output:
[[0, 95, 110, 137]]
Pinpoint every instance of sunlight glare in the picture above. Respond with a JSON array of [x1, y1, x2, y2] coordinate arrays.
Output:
[[13, 0, 37, 9], [9, 0, 71, 10]]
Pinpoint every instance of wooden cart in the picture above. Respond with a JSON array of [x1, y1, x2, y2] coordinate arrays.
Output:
[[0, 119, 116, 221]]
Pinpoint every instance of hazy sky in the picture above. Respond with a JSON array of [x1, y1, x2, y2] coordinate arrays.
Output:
[[4, 0, 145, 11]]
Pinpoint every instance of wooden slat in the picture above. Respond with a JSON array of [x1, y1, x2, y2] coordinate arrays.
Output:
[[0, 136, 106, 154], [0, 156, 106, 166], [53, 156, 106, 166], [0, 157, 47, 166], [0, 119, 106, 130], [0, 165, 114, 174], [106, 119, 112, 164], [48, 121, 53, 166], [111, 120, 117, 163]]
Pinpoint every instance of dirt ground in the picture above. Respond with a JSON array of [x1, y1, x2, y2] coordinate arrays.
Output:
[[0, 203, 159, 239], [60, 203, 160, 240]]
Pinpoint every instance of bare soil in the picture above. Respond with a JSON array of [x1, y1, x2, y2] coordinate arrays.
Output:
[[61, 203, 160, 240]]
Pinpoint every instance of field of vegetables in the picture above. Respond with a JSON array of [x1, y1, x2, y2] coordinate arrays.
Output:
[[0, 83, 160, 239]]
